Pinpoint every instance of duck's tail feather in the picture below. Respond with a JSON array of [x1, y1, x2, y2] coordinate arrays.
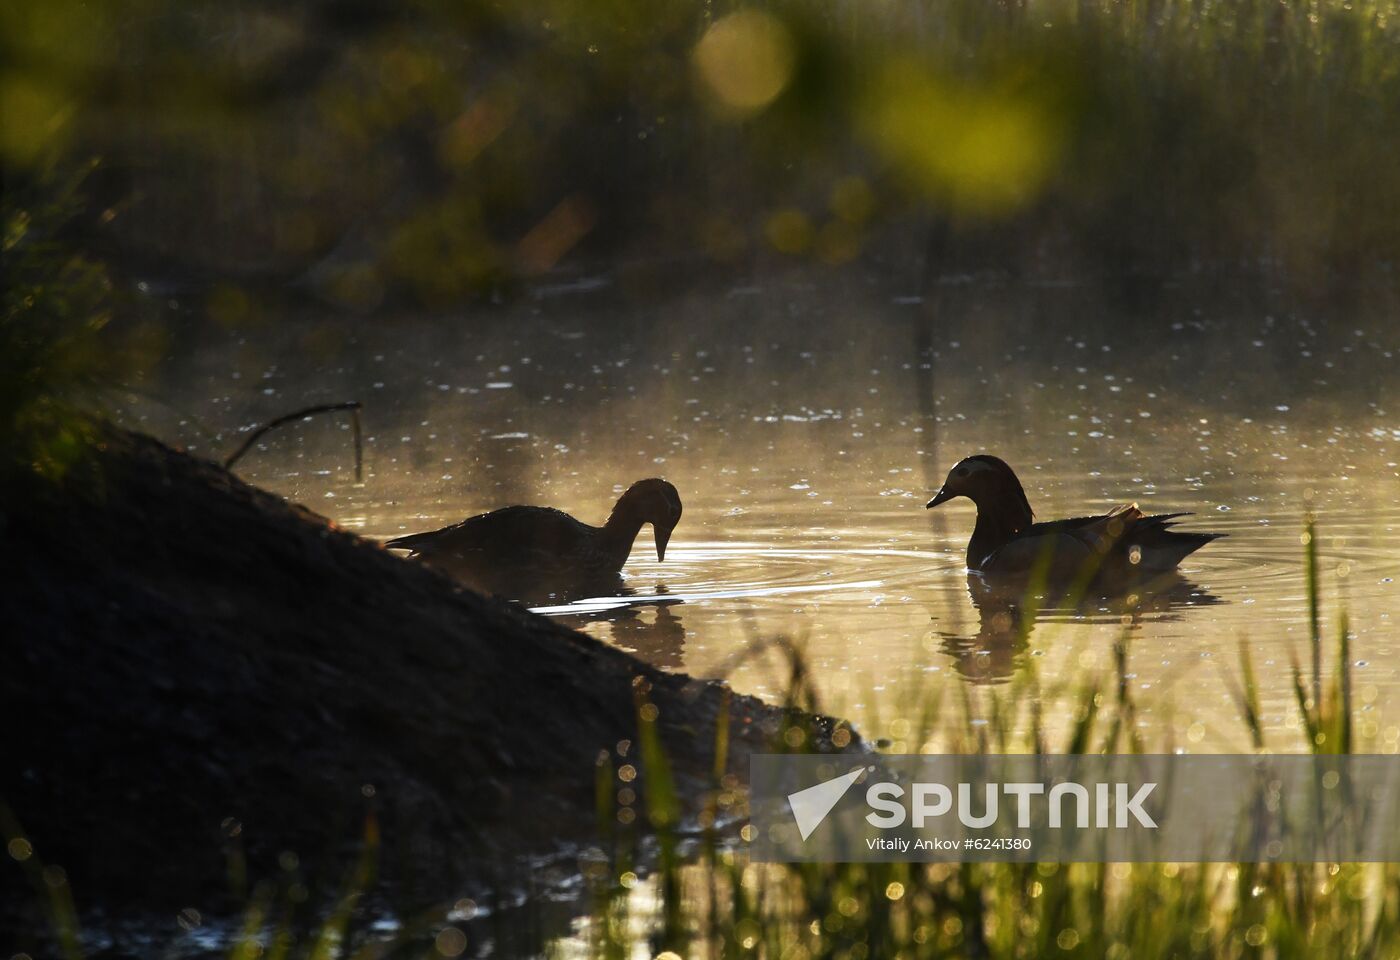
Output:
[[384, 531, 433, 551], [1129, 520, 1224, 570], [1141, 511, 1192, 527]]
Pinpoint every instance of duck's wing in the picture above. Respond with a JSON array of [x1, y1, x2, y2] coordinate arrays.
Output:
[[383, 511, 496, 552], [1066, 502, 1145, 554], [983, 504, 1141, 576], [385, 506, 591, 565], [1038, 510, 1191, 534], [1037, 507, 1222, 571]]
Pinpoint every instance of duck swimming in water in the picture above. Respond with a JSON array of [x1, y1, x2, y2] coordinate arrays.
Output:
[[385, 478, 682, 596], [925, 455, 1220, 578]]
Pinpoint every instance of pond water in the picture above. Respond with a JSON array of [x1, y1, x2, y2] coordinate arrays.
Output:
[[144, 272, 1400, 751]]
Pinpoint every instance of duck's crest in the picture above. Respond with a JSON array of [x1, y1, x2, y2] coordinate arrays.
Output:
[[965, 454, 1034, 523]]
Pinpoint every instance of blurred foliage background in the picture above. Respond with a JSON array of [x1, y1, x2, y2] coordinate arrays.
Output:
[[6, 0, 1400, 305], [4, 0, 1400, 467], [4, 6, 1399, 944]]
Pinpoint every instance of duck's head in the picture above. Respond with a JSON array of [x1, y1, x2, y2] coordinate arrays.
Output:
[[616, 478, 683, 560], [926, 455, 1033, 519]]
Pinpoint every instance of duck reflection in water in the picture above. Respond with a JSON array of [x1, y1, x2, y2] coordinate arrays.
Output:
[[603, 596, 687, 670], [937, 570, 1222, 685], [553, 591, 688, 670]]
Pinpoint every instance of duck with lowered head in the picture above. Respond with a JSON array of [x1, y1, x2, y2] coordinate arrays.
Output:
[[385, 478, 682, 597], [926, 455, 1220, 578]]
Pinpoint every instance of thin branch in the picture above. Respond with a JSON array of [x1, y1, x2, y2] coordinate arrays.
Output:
[[224, 401, 363, 482]]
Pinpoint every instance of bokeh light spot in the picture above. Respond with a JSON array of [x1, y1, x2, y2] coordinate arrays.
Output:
[[693, 12, 795, 115]]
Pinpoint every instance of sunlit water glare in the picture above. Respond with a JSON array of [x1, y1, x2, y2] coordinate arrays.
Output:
[[143, 276, 1400, 750]]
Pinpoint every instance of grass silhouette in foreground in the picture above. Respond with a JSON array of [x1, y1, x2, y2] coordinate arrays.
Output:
[[5, 516, 1393, 959], [583, 512, 1391, 960]]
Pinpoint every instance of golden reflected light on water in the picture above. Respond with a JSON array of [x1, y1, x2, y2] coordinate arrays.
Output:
[[151, 281, 1400, 751]]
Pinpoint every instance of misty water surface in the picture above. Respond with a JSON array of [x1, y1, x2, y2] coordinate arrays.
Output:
[[139, 273, 1400, 751]]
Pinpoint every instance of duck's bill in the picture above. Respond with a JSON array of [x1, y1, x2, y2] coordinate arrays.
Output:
[[655, 527, 672, 562], [926, 488, 954, 508]]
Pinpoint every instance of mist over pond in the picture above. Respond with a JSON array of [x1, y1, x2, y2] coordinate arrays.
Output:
[[13, 0, 1400, 953], [136, 269, 1400, 750]]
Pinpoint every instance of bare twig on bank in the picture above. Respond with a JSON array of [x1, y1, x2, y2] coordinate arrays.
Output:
[[224, 401, 363, 481]]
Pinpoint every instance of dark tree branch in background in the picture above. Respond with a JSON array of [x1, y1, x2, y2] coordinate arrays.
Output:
[[916, 216, 951, 537], [224, 401, 363, 481]]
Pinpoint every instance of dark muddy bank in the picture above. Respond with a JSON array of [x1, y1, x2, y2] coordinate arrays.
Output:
[[0, 428, 847, 950]]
